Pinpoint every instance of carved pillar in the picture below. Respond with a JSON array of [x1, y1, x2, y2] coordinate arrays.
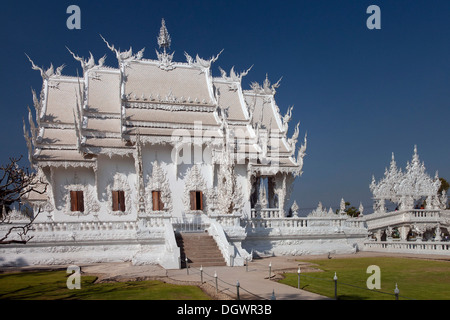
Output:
[[134, 134, 145, 215], [259, 178, 268, 209], [267, 177, 276, 208], [275, 173, 287, 218], [399, 225, 410, 241]]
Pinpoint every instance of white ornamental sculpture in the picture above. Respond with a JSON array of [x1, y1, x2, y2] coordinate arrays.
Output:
[[291, 200, 299, 217], [370, 146, 442, 212], [215, 153, 244, 214], [339, 198, 346, 214]]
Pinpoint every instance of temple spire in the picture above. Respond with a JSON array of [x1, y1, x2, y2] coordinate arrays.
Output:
[[157, 18, 171, 52]]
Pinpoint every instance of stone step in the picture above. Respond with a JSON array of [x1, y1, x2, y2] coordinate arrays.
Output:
[[176, 232, 226, 268]]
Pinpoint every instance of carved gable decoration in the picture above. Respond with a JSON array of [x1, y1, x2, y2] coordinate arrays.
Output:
[[63, 172, 100, 216], [183, 164, 209, 213], [146, 161, 172, 212], [106, 172, 132, 215]]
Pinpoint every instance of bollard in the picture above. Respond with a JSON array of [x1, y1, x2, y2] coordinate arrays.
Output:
[[271, 289, 276, 300], [394, 283, 399, 300], [333, 272, 338, 300], [236, 280, 240, 300], [214, 271, 218, 294], [200, 265, 203, 283], [186, 257, 189, 275], [245, 258, 248, 272], [297, 267, 301, 289], [269, 262, 272, 279]]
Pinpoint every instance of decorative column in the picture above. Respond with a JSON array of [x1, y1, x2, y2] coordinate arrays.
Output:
[[267, 177, 276, 208], [291, 201, 299, 217], [259, 178, 268, 209], [134, 133, 146, 215], [399, 225, 410, 241], [275, 173, 287, 218], [434, 224, 442, 241]]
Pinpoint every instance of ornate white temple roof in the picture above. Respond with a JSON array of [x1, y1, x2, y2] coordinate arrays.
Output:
[[24, 19, 306, 174]]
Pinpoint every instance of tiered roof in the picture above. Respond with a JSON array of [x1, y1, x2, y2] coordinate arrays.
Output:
[[23, 19, 307, 176]]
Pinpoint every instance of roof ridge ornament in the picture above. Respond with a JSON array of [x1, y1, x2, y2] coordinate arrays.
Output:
[[250, 74, 282, 95], [66, 47, 96, 74], [100, 35, 145, 65], [155, 19, 175, 71], [157, 18, 171, 52], [218, 65, 253, 82], [25, 53, 59, 80], [184, 49, 223, 71]]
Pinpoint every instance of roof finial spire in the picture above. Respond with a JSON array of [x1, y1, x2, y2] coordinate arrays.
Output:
[[157, 18, 171, 53]]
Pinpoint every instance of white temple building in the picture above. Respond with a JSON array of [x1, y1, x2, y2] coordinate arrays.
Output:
[[1, 20, 447, 268]]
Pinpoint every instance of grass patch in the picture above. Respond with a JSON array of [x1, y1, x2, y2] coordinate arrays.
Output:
[[278, 257, 450, 300], [0, 270, 211, 300]]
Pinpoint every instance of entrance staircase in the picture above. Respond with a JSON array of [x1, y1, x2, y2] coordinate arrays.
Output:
[[176, 232, 227, 268]]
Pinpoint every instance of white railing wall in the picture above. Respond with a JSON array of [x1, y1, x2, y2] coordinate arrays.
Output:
[[364, 240, 450, 255], [365, 209, 443, 231]]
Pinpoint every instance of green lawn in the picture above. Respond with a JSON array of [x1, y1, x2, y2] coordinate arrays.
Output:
[[278, 257, 450, 300], [0, 270, 211, 300]]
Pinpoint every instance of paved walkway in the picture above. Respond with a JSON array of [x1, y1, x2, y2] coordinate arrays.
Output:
[[76, 251, 450, 300], [4, 251, 449, 300], [73, 255, 328, 300], [165, 256, 330, 300]]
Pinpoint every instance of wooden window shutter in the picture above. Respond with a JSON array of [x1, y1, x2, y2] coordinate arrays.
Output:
[[190, 191, 196, 210], [198, 191, 203, 210], [70, 191, 84, 212], [152, 191, 159, 211], [77, 191, 84, 212], [112, 191, 119, 211], [113, 190, 126, 212], [152, 191, 164, 211], [70, 191, 78, 211], [118, 191, 126, 212]]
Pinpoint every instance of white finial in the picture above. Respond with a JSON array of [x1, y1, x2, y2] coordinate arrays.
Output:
[[157, 18, 171, 51]]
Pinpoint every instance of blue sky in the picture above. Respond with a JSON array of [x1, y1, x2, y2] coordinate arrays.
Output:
[[0, 0, 449, 212]]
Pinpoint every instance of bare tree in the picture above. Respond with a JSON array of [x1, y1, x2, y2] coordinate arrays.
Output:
[[0, 156, 47, 244]]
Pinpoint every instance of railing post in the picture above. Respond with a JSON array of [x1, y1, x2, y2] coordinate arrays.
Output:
[[200, 265, 203, 283], [214, 271, 218, 294], [186, 257, 189, 275], [394, 283, 399, 300], [236, 280, 240, 300], [333, 272, 338, 300], [269, 262, 272, 279]]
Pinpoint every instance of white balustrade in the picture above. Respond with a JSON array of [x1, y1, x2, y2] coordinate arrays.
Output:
[[364, 240, 450, 255]]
